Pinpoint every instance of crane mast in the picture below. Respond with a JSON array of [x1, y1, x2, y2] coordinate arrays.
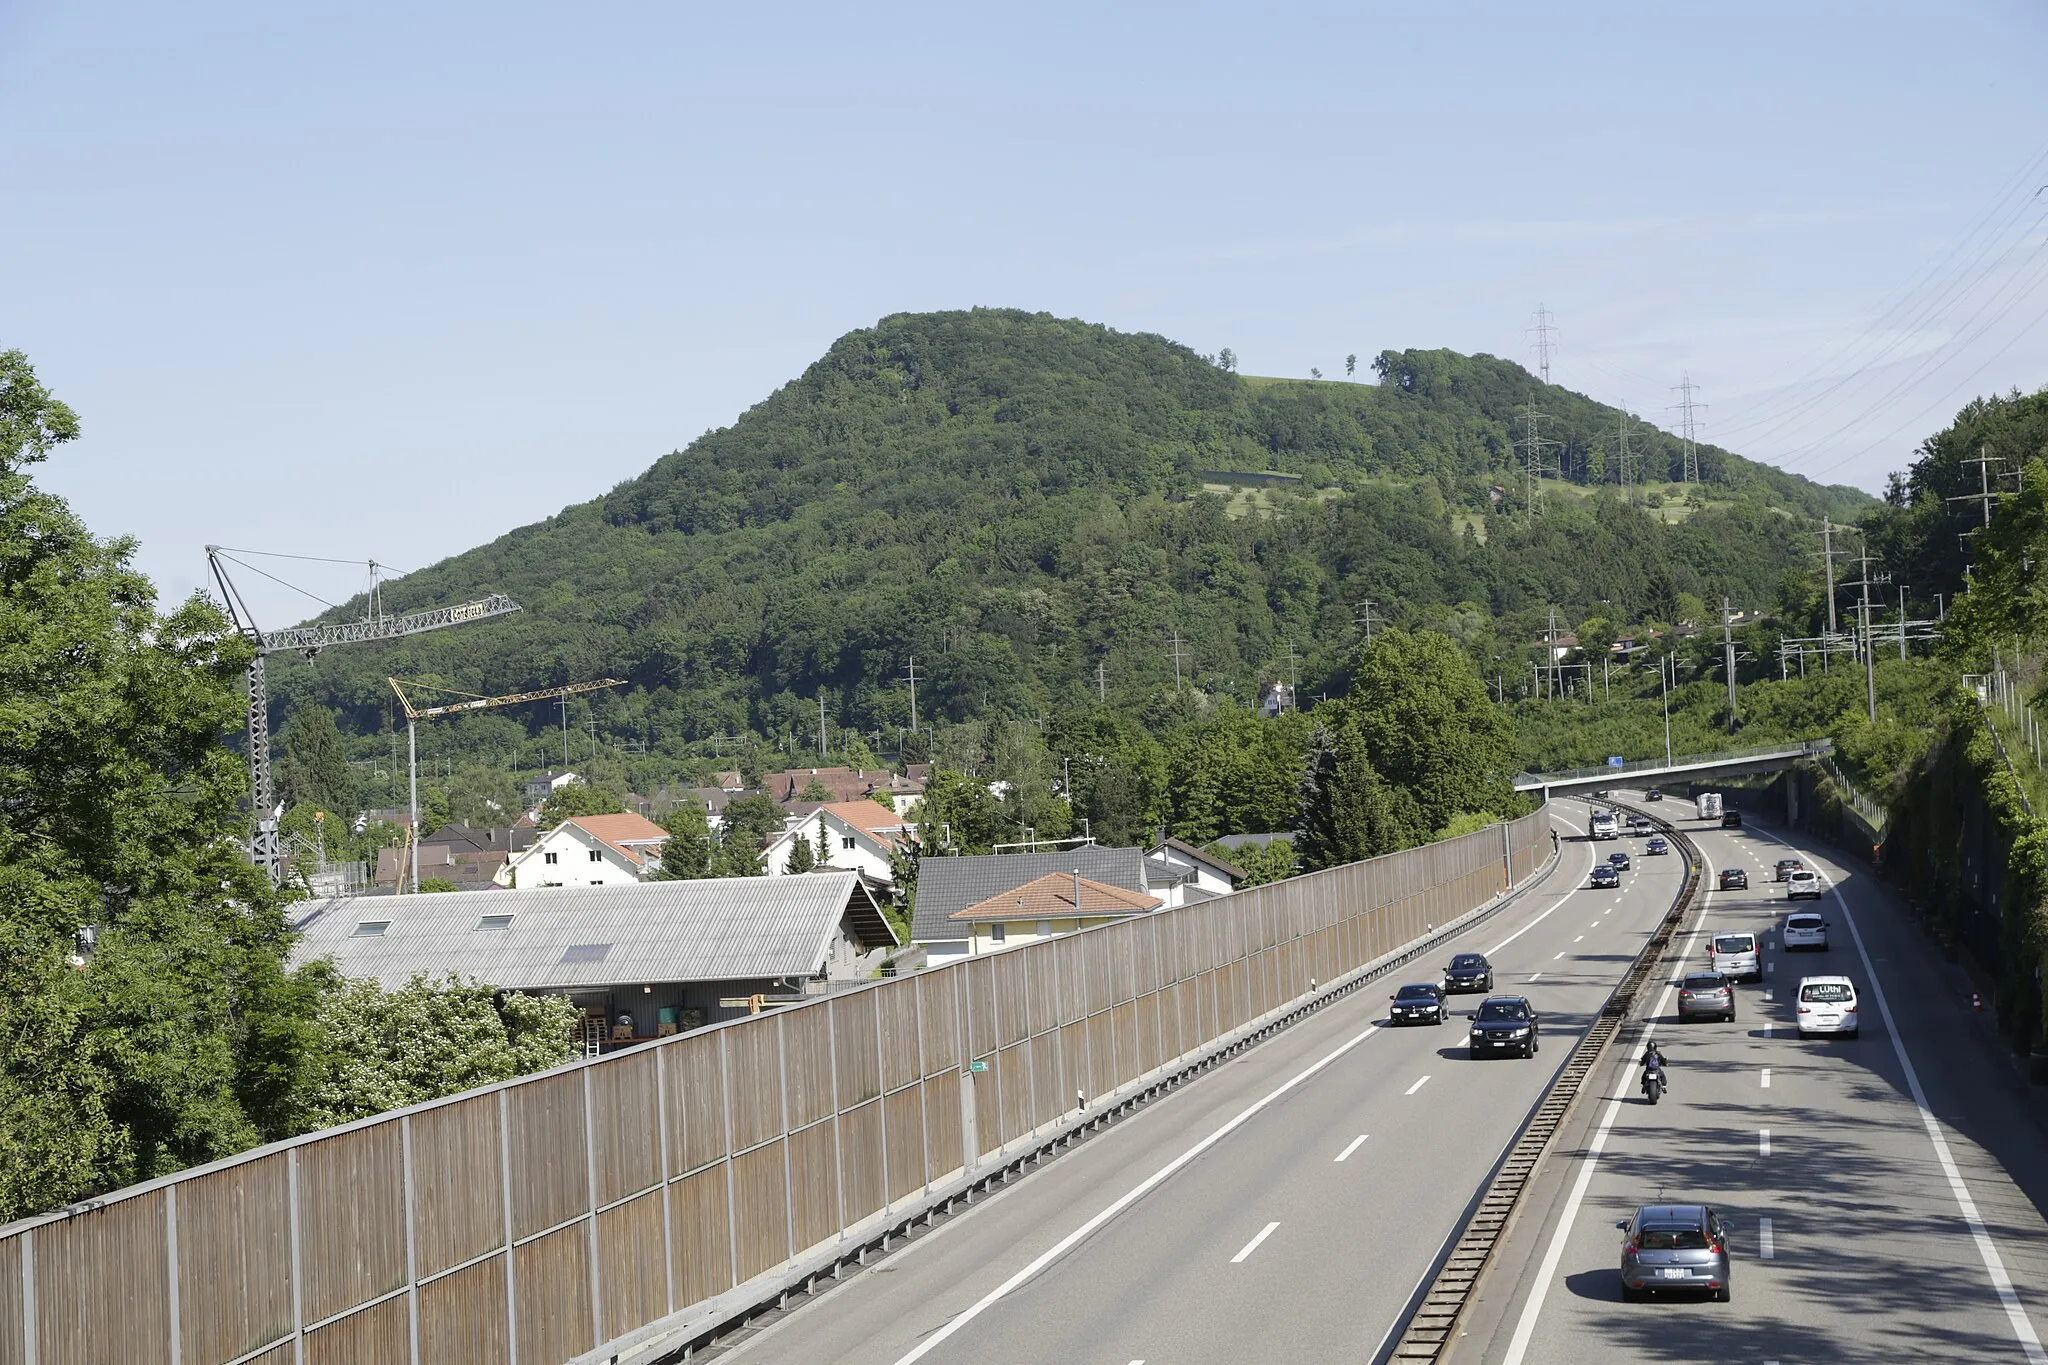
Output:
[[205, 546, 522, 885], [387, 676, 625, 893]]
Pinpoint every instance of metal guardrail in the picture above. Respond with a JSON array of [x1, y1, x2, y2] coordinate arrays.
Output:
[[1516, 739, 1832, 790], [1389, 801, 1707, 1361]]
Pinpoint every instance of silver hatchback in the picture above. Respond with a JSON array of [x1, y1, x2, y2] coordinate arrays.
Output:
[[1618, 1204, 1733, 1302]]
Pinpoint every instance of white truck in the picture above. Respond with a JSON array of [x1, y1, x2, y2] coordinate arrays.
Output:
[[1589, 809, 1620, 840], [1696, 792, 1724, 820]]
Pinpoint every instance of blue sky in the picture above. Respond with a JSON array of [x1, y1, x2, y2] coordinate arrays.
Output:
[[4, 1, 2046, 623]]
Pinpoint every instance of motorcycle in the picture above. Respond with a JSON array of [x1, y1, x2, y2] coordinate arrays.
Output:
[[1641, 1061, 1666, 1104]]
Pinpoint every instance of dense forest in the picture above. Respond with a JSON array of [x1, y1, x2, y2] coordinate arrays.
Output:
[[264, 308, 1872, 821]]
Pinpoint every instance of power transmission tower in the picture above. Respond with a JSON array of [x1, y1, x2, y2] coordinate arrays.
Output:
[[1167, 632, 1190, 691], [1670, 374, 1706, 484], [1842, 550, 1891, 722], [1529, 305, 1558, 385], [1812, 517, 1847, 637], [1515, 400, 1563, 514], [206, 546, 521, 885], [1354, 598, 1382, 644]]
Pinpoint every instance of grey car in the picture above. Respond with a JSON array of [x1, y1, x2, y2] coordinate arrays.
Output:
[[1618, 1204, 1733, 1302]]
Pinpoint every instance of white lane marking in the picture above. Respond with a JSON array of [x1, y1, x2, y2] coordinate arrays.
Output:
[[1334, 1135, 1368, 1162], [884, 1018, 1388, 1363], [1405, 1075, 1432, 1096], [1760, 1129, 1771, 1157], [1764, 989, 1775, 1002], [1749, 825, 2048, 1360], [1500, 903, 1712, 1365], [1760, 1217, 1775, 1260], [1767, 961, 1775, 976], [1764, 1020, 1773, 1037], [1230, 1221, 1280, 1264], [1528, 972, 1542, 983], [1554, 952, 1566, 960], [1573, 935, 1584, 944], [1761, 1068, 1772, 1089], [1591, 921, 1602, 928]]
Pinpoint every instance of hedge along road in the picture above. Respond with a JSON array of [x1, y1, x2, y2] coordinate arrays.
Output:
[[711, 802, 1689, 1365], [1458, 794, 2048, 1365]]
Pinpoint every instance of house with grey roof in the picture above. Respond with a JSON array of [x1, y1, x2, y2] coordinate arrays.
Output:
[[910, 845, 1148, 959], [290, 870, 897, 1048]]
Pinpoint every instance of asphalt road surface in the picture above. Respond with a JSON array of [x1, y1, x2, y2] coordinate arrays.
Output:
[[714, 802, 1689, 1365], [1457, 797, 2048, 1365]]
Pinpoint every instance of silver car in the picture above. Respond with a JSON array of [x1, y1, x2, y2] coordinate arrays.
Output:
[[1618, 1204, 1733, 1302]]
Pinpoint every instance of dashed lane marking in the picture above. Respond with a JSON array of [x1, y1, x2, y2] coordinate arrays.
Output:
[[1334, 1135, 1368, 1162], [1230, 1221, 1280, 1264], [1405, 1075, 1432, 1096]]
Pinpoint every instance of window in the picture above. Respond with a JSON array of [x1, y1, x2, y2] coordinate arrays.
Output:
[[1800, 982, 1855, 1003], [841, 836, 857, 850], [1713, 935, 1755, 954], [1476, 1000, 1528, 1021], [589, 849, 602, 862], [1036, 920, 1052, 938], [990, 923, 1007, 943], [351, 921, 389, 937], [562, 944, 611, 964], [544, 851, 559, 865], [476, 914, 514, 931], [1637, 1226, 1709, 1250]]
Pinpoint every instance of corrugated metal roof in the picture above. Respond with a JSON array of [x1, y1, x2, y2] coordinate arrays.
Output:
[[290, 871, 888, 990], [911, 846, 1145, 944]]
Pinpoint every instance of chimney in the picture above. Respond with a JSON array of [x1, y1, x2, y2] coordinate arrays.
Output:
[[1072, 869, 1083, 914]]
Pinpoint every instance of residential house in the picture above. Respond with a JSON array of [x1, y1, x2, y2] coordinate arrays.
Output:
[[499, 812, 670, 888], [944, 872, 1161, 956], [910, 845, 1149, 960], [371, 822, 537, 891], [290, 870, 898, 1045], [1144, 837, 1245, 908], [761, 766, 925, 819], [522, 771, 583, 807], [1257, 681, 1296, 717], [764, 800, 914, 888]]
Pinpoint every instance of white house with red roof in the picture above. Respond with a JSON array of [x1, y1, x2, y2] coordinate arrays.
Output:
[[498, 812, 670, 889], [763, 799, 913, 888]]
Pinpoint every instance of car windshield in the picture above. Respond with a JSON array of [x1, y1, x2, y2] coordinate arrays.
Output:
[[1787, 916, 1822, 928], [1451, 955, 1486, 970], [1682, 975, 1725, 990], [1801, 982, 1855, 1003], [1395, 985, 1437, 1000], [1637, 1226, 1709, 1250], [1714, 935, 1756, 953], [1476, 1001, 1528, 1021]]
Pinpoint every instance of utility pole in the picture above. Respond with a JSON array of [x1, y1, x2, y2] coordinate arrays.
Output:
[[818, 693, 828, 756], [905, 656, 920, 734], [1515, 401, 1563, 514], [1167, 632, 1189, 692], [1095, 660, 1107, 703], [1898, 586, 1909, 660], [1815, 517, 1843, 636], [1660, 654, 1673, 766], [1530, 304, 1557, 385], [1615, 411, 1638, 501], [1354, 598, 1382, 644], [1670, 374, 1705, 484], [558, 696, 571, 766], [1948, 445, 2010, 531], [1721, 598, 1738, 734], [1546, 606, 1561, 699], [1843, 549, 1889, 722]]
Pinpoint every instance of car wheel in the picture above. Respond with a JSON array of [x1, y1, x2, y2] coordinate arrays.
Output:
[[1621, 1284, 1642, 1304], [1469, 1047, 1481, 1061], [1713, 1285, 1731, 1304]]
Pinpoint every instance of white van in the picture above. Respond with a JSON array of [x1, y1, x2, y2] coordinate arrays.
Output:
[[1708, 931, 1760, 983]]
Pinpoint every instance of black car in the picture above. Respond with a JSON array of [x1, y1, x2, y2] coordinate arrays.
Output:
[[1718, 867, 1748, 890], [1443, 952, 1494, 994], [1591, 864, 1620, 888], [1469, 995, 1541, 1058], [1609, 851, 1633, 871], [1722, 809, 1744, 828], [1644, 790, 1664, 803], [1677, 972, 1737, 1022], [1388, 982, 1449, 1026]]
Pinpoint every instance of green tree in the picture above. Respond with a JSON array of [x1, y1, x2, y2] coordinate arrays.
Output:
[[800, 776, 832, 801], [1340, 629, 1517, 838], [0, 350, 328, 1219], [293, 975, 578, 1130], [277, 702, 354, 816], [654, 801, 716, 879], [538, 781, 626, 826], [1346, 354, 1357, 379], [418, 877, 460, 893], [786, 827, 816, 873], [715, 793, 784, 875], [916, 769, 1005, 854]]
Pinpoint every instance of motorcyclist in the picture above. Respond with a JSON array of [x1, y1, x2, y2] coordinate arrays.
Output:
[[1640, 1039, 1667, 1095]]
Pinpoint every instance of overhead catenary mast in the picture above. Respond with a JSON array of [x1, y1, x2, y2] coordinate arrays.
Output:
[[206, 546, 521, 885]]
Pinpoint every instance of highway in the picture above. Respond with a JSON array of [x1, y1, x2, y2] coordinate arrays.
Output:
[[1458, 797, 2048, 1364], [712, 802, 1689, 1365]]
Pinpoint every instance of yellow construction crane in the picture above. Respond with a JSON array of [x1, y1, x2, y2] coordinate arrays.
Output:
[[388, 676, 625, 893]]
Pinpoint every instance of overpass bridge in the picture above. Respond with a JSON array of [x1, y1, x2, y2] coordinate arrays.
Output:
[[1513, 737, 1833, 798]]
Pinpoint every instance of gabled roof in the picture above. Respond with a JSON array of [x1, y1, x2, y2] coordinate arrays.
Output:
[[1148, 836, 1245, 882], [289, 871, 895, 990], [560, 812, 670, 866], [911, 845, 1146, 944], [948, 872, 1160, 922]]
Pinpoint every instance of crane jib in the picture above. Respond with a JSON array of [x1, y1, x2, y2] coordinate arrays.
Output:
[[257, 595, 521, 653]]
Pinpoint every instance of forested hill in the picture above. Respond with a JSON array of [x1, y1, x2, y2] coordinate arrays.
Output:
[[272, 309, 1874, 766]]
